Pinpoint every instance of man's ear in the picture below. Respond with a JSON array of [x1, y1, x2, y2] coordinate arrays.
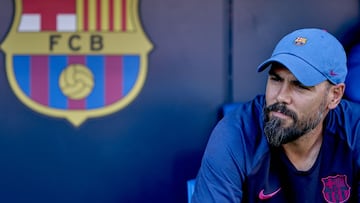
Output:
[[328, 83, 345, 109]]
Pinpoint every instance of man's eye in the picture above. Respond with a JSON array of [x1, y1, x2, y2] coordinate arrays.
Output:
[[270, 76, 281, 82], [295, 83, 310, 90]]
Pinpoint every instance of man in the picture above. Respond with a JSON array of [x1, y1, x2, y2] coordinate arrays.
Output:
[[191, 28, 360, 202]]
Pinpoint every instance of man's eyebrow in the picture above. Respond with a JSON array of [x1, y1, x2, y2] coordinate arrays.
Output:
[[292, 80, 314, 89], [268, 69, 311, 87], [268, 69, 279, 77], [292, 79, 304, 86]]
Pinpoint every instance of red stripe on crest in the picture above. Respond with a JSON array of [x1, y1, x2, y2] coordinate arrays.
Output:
[[122, 0, 127, 31], [105, 56, 123, 105], [31, 56, 49, 105], [109, 0, 114, 31], [83, 0, 89, 31], [96, 0, 101, 31]]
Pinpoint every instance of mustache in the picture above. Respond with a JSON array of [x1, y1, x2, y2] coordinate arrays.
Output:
[[264, 103, 298, 121]]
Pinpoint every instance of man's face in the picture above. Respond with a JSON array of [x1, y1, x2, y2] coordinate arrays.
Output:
[[263, 63, 330, 147]]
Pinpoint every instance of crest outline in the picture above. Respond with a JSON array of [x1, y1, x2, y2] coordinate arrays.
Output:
[[1, 0, 153, 127]]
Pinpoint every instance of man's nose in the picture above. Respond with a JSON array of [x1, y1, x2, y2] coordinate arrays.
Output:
[[276, 84, 291, 104]]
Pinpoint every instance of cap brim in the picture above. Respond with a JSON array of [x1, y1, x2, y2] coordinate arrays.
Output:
[[257, 53, 327, 86]]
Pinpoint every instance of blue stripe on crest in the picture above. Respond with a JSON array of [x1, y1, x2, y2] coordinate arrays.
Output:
[[13, 55, 31, 96], [49, 55, 68, 109], [123, 55, 140, 95], [86, 55, 105, 109]]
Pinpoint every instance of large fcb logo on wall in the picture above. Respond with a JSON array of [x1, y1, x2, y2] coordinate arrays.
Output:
[[1, 0, 153, 127]]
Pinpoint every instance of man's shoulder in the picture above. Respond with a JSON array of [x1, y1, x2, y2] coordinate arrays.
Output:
[[332, 99, 360, 122], [219, 95, 265, 131], [326, 99, 360, 147], [228, 94, 265, 118], [212, 94, 268, 155], [207, 95, 269, 174]]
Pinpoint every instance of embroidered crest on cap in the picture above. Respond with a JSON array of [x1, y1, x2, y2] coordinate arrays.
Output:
[[294, 37, 307, 45]]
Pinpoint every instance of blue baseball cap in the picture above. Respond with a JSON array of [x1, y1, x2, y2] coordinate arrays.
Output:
[[257, 28, 347, 86]]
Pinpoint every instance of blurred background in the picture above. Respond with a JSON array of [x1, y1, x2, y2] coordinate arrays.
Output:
[[0, 0, 359, 202]]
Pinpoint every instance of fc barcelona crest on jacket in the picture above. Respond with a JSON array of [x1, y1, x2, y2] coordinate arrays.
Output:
[[1, 0, 153, 127], [322, 175, 351, 202]]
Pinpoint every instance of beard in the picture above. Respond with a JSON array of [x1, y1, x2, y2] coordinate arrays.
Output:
[[263, 100, 326, 147]]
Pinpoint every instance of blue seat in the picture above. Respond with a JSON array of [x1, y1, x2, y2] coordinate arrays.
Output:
[[187, 179, 196, 203], [345, 44, 360, 102]]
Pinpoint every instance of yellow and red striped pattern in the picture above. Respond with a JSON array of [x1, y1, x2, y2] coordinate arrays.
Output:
[[76, 0, 134, 32]]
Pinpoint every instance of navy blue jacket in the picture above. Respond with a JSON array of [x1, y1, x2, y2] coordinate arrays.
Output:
[[192, 95, 360, 203]]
